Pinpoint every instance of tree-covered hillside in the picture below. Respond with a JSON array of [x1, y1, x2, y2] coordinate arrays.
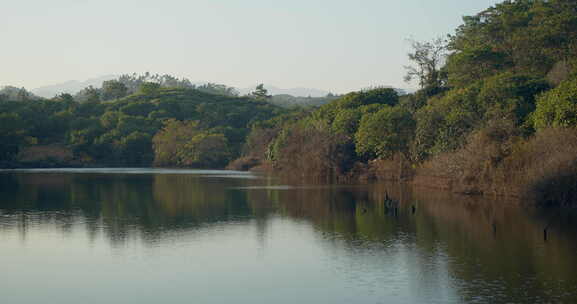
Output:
[[0, 85, 284, 167], [234, 0, 577, 205]]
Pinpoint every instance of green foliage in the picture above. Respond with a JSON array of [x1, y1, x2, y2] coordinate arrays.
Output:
[[532, 77, 577, 130], [331, 109, 362, 136], [0, 113, 27, 160], [446, 46, 511, 87], [250, 84, 271, 101], [0, 86, 35, 101], [118, 131, 153, 165], [447, 0, 577, 85], [179, 133, 231, 168], [100, 111, 121, 129], [138, 82, 161, 95], [74, 85, 101, 103], [152, 119, 231, 168], [355, 106, 415, 159], [101, 80, 128, 101], [309, 88, 399, 130], [115, 72, 240, 96], [0, 84, 283, 168], [195, 83, 239, 97], [120, 101, 156, 117], [477, 73, 550, 126], [413, 85, 482, 160], [268, 94, 339, 108], [336, 88, 399, 109]]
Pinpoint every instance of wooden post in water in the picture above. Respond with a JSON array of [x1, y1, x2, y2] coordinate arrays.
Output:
[[492, 222, 497, 238]]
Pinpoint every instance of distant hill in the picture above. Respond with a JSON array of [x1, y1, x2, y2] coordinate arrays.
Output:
[[33, 77, 335, 99], [238, 85, 331, 97], [31, 75, 411, 99], [32, 75, 117, 98], [241, 85, 412, 97]]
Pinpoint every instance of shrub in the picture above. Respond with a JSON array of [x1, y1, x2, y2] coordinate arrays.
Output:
[[355, 106, 415, 159], [269, 122, 356, 183], [412, 85, 482, 160], [501, 128, 577, 206], [418, 118, 521, 194], [532, 77, 577, 130], [419, 125, 577, 206]]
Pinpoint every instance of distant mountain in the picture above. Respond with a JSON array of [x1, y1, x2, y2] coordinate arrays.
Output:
[[238, 85, 331, 98], [31, 75, 413, 99], [32, 75, 117, 98], [239, 85, 413, 97]]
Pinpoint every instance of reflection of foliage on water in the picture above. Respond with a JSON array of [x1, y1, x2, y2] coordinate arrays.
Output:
[[269, 187, 397, 241], [1, 173, 577, 303], [0, 173, 255, 244], [249, 182, 577, 304], [370, 185, 577, 303]]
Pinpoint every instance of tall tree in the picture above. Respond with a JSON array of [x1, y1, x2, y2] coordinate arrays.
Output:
[[404, 38, 448, 94], [250, 84, 271, 101]]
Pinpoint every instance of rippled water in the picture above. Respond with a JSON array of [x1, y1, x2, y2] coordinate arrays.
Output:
[[0, 169, 576, 304]]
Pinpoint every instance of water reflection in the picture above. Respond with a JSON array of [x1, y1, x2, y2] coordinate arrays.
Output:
[[0, 171, 576, 304]]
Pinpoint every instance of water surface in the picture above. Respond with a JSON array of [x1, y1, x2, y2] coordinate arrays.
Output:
[[1, 168, 576, 304]]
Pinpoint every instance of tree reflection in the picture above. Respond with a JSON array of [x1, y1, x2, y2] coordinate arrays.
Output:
[[1, 172, 576, 303]]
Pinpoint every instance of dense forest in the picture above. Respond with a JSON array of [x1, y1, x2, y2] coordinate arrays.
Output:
[[0, 80, 287, 168], [1, 0, 576, 205]]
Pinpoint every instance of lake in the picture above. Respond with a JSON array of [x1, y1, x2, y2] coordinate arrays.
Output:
[[1, 168, 576, 304]]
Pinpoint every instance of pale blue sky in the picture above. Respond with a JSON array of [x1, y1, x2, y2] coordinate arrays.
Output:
[[1, 0, 500, 93]]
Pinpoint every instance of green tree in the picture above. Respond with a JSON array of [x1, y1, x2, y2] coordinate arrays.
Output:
[[250, 84, 271, 100], [152, 119, 200, 166], [355, 106, 415, 159], [332, 109, 362, 136], [0, 113, 27, 160], [412, 85, 482, 160], [404, 38, 447, 94], [477, 72, 549, 126], [75, 85, 101, 103], [101, 80, 128, 101], [446, 46, 511, 87], [178, 133, 231, 168], [118, 131, 153, 164], [532, 77, 577, 130], [139, 82, 161, 95]]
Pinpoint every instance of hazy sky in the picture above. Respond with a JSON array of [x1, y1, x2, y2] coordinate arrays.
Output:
[[1, 0, 500, 93]]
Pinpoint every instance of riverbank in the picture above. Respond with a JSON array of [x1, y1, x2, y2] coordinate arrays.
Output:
[[228, 128, 577, 207]]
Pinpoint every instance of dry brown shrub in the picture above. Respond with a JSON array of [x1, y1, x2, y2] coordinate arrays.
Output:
[[418, 124, 577, 205], [418, 119, 520, 194], [546, 60, 572, 86], [226, 127, 280, 171], [501, 128, 577, 206], [367, 154, 413, 182], [243, 127, 279, 158], [226, 156, 261, 171], [273, 125, 356, 184], [17, 145, 74, 163]]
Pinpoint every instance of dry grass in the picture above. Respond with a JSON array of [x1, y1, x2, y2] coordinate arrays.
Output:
[[501, 128, 577, 206], [418, 124, 577, 206], [273, 125, 356, 184], [225, 156, 261, 171], [17, 145, 73, 163]]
